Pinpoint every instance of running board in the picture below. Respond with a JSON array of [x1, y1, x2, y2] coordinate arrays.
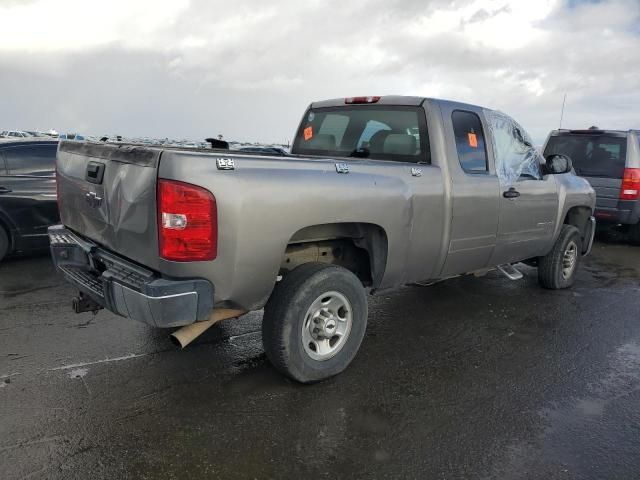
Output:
[[497, 264, 523, 281]]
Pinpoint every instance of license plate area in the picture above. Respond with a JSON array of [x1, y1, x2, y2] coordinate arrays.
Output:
[[49, 226, 156, 291]]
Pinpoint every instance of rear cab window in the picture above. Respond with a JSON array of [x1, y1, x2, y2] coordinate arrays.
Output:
[[292, 106, 429, 164], [544, 132, 627, 178]]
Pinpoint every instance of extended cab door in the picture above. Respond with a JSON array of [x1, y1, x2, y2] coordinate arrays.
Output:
[[439, 105, 500, 276], [485, 111, 558, 265]]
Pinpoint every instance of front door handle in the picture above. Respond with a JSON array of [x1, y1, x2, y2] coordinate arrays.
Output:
[[503, 187, 520, 199], [0, 186, 12, 194]]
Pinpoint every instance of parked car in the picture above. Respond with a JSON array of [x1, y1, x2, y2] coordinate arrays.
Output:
[[543, 129, 640, 244], [0, 139, 59, 261], [0, 130, 31, 138], [49, 96, 595, 382], [58, 133, 86, 141], [24, 131, 48, 138]]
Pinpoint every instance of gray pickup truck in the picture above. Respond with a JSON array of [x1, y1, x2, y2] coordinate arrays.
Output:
[[50, 96, 596, 382]]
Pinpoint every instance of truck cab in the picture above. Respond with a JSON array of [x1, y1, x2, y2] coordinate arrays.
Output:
[[292, 97, 594, 275]]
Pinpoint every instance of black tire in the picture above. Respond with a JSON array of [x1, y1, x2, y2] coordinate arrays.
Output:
[[538, 225, 582, 289], [0, 226, 9, 262], [628, 222, 640, 246], [262, 263, 368, 383]]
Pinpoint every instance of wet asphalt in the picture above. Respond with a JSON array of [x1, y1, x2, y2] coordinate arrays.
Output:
[[1, 234, 639, 480]]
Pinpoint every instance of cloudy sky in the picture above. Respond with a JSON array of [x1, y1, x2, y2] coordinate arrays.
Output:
[[0, 0, 638, 144]]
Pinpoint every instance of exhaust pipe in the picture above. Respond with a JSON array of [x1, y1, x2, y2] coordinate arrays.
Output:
[[170, 308, 246, 349]]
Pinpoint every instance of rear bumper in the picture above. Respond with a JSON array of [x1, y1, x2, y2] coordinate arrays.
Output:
[[48, 225, 214, 328], [594, 200, 640, 225]]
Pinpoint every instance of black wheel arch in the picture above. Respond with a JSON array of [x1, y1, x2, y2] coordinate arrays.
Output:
[[283, 222, 388, 288]]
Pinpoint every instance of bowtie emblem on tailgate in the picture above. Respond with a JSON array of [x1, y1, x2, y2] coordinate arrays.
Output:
[[85, 191, 103, 208]]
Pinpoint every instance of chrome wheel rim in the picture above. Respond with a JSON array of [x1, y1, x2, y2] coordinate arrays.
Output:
[[562, 241, 578, 279], [301, 291, 352, 361]]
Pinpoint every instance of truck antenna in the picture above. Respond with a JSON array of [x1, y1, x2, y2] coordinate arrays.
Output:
[[559, 93, 567, 129]]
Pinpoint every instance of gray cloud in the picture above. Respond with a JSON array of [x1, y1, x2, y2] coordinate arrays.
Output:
[[0, 0, 639, 144]]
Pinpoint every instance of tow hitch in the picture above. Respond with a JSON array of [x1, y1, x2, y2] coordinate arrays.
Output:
[[71, 292, 103, 314]]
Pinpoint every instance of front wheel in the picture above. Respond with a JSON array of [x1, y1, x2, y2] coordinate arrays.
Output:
[[538, 225, 582, 289], [262, 263, 368, 383]]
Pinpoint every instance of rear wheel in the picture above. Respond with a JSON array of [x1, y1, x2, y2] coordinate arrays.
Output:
[[0, 226, 9, 262], [628, 222, 640, 246], [262, 263, 368, 383], [538, 225, 582, 289]]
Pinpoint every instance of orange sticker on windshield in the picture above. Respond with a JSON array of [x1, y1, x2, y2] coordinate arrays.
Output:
[[468, 132, 478, 148], [304, 126, 313, 141]]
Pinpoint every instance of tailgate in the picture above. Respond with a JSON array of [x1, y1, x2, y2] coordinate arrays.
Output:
[[56, 141, 161, 269], [583, 176, 622, 209]]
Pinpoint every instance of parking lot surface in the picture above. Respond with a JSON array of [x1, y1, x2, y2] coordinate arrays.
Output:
[[1, 235, 639, 479]]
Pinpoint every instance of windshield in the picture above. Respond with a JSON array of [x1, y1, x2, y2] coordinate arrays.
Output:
[[292, 106, 429, 163], [544, 134, 627, 178]]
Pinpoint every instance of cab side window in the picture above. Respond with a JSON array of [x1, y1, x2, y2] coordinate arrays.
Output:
[[4, 145, 57, 176], [452, 110, 488, 173]]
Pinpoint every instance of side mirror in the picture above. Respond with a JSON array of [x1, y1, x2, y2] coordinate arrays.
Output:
[[544, 154, 573, 175]]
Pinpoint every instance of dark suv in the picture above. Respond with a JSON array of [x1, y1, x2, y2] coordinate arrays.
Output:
[[0, 139, 59, 261], [543, 129, 640, 244]]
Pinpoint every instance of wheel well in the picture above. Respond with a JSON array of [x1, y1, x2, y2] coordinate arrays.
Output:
[[281, 223, 388, 288], [563, 206, 591, 244]]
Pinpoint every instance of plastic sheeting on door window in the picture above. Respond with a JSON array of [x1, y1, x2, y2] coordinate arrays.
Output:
[[484, 110, 543, 186]]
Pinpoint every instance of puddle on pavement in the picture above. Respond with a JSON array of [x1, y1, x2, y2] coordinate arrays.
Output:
[[489, 340, 640, 478]]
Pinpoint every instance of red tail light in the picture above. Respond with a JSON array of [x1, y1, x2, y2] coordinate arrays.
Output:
[[158, 179, 217, 261], [620, 168, 640, 200], [345, 96, 380, 104]]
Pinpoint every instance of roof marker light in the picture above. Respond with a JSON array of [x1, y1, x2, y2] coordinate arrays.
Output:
[[345, 96, 381, 104]]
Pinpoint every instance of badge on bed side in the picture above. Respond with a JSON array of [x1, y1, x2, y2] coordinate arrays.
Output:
[[216, 158, 235, 170], [335, 163, 349, 174]]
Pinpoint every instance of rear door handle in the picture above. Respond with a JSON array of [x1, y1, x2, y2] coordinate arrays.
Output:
[[0, 186, 12, 194], [503, 187, 520, 199]]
